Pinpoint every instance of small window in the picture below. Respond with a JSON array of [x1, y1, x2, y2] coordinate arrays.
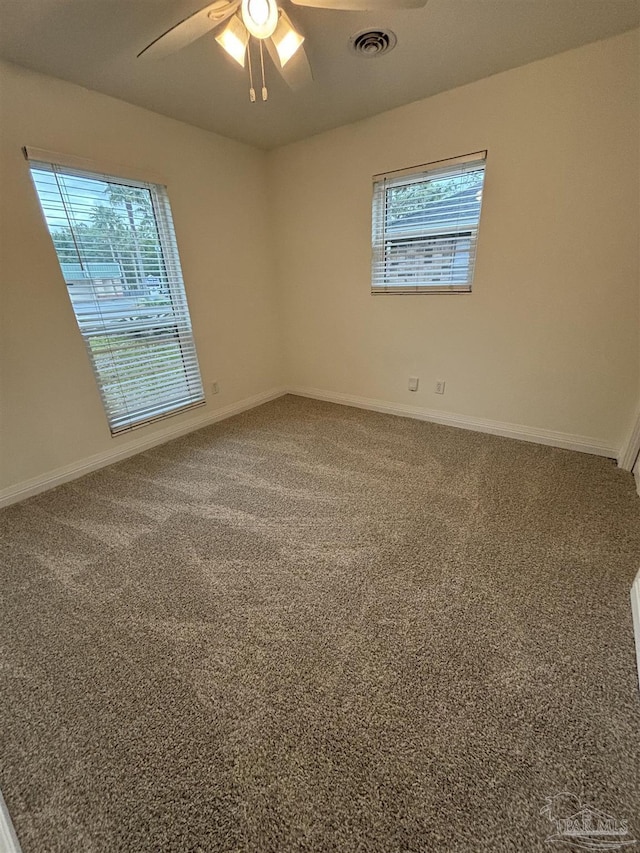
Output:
[[371, 151, 487, 294], [28, 157, 205, 434]]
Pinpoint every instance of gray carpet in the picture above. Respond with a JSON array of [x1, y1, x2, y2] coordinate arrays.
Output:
[[1, 394, 639, 852]]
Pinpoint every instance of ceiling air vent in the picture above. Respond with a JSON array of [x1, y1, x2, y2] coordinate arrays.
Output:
[[349, 28, 397, 58]]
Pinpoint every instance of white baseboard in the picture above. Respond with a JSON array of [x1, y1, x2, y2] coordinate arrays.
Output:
[[0, 387, 286, 508], [0, 385, 621, 508], [631, 571, 640, 693], [287, 386, 618, 458], [618, 403, 640, 471], [634, 462, 640, 499], [0, 789, 22, 853]]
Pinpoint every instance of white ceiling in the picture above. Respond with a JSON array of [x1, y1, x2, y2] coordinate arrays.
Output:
[[0, 0, 638, 149]]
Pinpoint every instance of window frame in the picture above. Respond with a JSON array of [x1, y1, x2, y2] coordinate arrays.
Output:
[[25, 150, 205, 435], [371, 150, 487, 295]]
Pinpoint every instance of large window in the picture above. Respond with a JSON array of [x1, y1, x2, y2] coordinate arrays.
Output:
[[28, 155, 204, 434], [371, 151, 487, 294]]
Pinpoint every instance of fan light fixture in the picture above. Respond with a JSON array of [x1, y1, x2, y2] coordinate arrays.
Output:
[[216, 3, 304, 101], [215, 14, 249, 66], [272, 12, 305, 66]]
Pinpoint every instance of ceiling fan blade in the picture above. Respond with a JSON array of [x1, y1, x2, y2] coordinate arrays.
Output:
[[137, 0, 240, 60], [291, 0, 426, 8], [266, 33, 313, 91]]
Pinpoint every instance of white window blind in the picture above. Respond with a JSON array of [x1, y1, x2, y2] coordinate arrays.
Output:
[[27, 157, 205, 434], [371, 151, 487, 294]]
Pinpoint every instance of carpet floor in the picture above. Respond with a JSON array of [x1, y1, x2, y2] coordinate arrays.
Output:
[[1, 395, 639, 852]]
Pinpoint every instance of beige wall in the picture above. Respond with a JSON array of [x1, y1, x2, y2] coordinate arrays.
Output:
[[0, 61, 283, 492], [1, 31, 639, 496], [269, 30, 640, 448]]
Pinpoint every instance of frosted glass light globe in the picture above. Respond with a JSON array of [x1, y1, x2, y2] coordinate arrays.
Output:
[[241, 0, 278, 39]]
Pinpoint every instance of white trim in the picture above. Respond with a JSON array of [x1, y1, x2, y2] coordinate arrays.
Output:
[[23, 146, 165, 187], [634, 459, 640, 499], [631, 571, 640, 693], [618, 403, 640, 471], [373, 149, 487, 182], [0, 789, 22, 853], [287, 387, 617, 458], [0, 386, 621, 509], [0, 388, 286, 508]]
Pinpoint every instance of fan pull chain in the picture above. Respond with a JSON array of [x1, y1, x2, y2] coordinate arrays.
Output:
[[247, 41, 256, 102], [259, 40, 268, 101]]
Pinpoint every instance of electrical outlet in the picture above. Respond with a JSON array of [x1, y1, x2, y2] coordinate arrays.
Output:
[[408, 376, 419, 392], [211, 381, 220, 395], [435, 380, 446, 395]]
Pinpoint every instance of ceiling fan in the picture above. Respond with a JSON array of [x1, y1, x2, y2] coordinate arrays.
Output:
[[138, 0, 426, 102]]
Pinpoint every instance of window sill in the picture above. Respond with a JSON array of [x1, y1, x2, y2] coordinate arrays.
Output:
[[371, 286, 472, 294]]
